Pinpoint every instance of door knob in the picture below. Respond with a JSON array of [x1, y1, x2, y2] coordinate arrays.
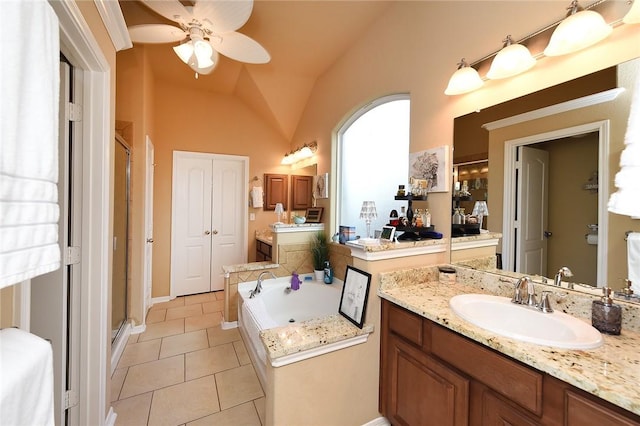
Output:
[[544, 231, 552, 238], [146, 238, 154, 243], [212, 230, 219, 235], [204, 230, 211, 235]]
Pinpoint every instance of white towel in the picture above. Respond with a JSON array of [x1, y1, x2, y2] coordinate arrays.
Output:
[[251, 186, 264, 208], [0, 328, 55, 426], [628, 233, 640, 294], [0, 0, 60, 289]]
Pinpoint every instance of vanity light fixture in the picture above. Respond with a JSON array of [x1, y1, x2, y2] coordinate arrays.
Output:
[[544, 0, 612, 57], [487, 35, 536, 80], [359, 201, 378, 241], [444, 59, 484, 96], [281, 141, 318, 166], [623, 0, 640, 24]]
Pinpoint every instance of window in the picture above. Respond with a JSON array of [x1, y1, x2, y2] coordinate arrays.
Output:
[[336, 95, 410, 239]]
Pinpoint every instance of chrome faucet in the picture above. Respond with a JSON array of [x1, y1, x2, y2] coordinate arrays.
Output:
[[511, 276, 531, 305], [554, 266, 573, 288], [249, 271, 277, 298], [512, 276, 553, 313]]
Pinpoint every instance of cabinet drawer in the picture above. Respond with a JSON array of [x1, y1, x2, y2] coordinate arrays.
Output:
[[566, 390, 640, 425], [388, 303, 423, 347], [430, 323, 543, 416]]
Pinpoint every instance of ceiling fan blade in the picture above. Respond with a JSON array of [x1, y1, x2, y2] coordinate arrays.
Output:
[[128, 24, 186, 44], [139, 0, 192, 25], [194, 0, 253, 33], [212, 31, 270, 64]]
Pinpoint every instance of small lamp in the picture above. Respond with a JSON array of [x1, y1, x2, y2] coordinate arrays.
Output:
[[274, 203, 284, 224], [444, 59, 484, 96], [472, 201, 490, 230], [359, 201, 378, 241]]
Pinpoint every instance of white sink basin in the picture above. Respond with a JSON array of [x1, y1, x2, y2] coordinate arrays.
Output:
[[449, 294, 603, 350]]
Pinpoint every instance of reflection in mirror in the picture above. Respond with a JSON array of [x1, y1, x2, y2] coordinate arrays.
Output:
[[452, 58, 640, 300]]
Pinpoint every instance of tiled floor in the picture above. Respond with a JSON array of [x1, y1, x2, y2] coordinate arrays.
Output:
[[111, 291, 265, 426]]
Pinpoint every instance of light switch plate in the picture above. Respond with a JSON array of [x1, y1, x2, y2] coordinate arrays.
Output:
[[249, 213, 255, 221]]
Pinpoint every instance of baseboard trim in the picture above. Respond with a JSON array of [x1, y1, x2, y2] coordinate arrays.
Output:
[[110, 323, 131, 376], [221, 320, 238, 330], [362, 416, 390, 426], [151, 295, 174, 306], [105, 406, 117, 426], [130, 323, 146, 335]]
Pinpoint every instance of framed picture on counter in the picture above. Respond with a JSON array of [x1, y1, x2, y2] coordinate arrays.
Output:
[[338, 266, 372, 329], [305, 207, 324, 223]]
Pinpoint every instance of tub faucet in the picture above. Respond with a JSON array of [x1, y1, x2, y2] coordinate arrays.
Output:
[[554, 267, 573, 288], [250, 271, 277, 298]]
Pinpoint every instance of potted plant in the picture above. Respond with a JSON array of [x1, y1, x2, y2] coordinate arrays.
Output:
[[311, 230, 329, 281]]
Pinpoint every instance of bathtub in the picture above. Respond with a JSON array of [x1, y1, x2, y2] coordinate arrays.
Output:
[[237, 274, 343, 386]]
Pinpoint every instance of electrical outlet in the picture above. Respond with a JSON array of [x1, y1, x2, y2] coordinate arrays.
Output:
[[249, 213, 255, 221]]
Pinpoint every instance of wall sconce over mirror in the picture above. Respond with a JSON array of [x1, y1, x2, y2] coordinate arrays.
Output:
[[445, 0, 635, 96], [281, 140, 318, 167]]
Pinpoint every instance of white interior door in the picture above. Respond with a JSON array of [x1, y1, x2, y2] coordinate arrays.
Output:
[[210, 158, 246, 291], [143, 136, 154, 314], [171, 152, 247, 296], [172, 154, 214, 296], [516, 146, 549, 276]]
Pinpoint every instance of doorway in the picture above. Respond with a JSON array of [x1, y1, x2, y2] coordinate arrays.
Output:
[[171, 151, 248, 296], [503, 121, 609, 287]]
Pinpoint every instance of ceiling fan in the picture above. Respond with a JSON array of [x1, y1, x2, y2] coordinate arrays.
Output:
[[127, 0, 270, 76]]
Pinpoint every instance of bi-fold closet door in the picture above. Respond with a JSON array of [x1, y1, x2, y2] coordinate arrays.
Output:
[[171, 151, 247, 296]]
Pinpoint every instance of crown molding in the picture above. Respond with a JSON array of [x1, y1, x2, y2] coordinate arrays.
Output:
[[94, 0, 132, 52]]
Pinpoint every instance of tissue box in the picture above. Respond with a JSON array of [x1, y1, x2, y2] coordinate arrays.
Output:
[[339, 226, 356, 244]]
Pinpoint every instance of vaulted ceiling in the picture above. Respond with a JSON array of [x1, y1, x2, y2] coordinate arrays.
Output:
[[119, 0, 392, 141]]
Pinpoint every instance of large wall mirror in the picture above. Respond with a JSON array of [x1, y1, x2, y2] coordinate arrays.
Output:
[[453, 57, 639, 294]]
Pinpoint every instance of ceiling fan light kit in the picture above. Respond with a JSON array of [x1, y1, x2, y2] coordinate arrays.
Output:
[[127, 0, 270, 77]]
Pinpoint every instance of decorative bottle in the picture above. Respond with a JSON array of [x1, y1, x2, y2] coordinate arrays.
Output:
[[291, 272, 300, 291], [323, 261, 334, 284], [592, 287, 621, 335]]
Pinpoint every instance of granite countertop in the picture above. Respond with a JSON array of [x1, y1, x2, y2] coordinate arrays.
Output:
[[377, 279, 640, 416], [256, 235, 272, 245], [346, 237, 447, 252], [260, 315, 374, 360], [451, 231, 502, 243]]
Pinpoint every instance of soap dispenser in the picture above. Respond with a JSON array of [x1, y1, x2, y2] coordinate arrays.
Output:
[[592, 287, 621, 335]]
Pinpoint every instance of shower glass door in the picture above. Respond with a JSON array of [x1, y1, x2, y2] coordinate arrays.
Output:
[[112, 137, 130, 342]]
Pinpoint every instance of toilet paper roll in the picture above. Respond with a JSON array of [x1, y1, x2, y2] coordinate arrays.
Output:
[[586, 234, 598, 245]]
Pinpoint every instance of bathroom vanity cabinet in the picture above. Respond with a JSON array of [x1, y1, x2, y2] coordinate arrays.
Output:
[[255, 239, 272, 262], [380, 299, 640, 425]]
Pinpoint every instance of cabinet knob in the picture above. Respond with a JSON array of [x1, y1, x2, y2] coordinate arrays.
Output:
[[204, 230, 211, 235], [212, 230, 219, 235]]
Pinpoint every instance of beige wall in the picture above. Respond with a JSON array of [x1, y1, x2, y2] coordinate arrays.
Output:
[[289, 3, 640, 248], [117, 2, 639, 300], [150, 83, 292, 297]]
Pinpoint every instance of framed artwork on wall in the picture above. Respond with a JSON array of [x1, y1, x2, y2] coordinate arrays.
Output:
[[409, 145, 449, 193], [314, 173, 329, 199]]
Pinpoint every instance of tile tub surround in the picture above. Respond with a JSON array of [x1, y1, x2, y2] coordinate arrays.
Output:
[[378, 265, 640, 416]]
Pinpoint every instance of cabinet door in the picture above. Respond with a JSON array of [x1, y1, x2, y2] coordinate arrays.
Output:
[[566, 391, 640, 426], [480, 390, 539, 426], [291, 175, 313, 210], [386, 334, 469, 426], [264, 174, 288, 210]]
